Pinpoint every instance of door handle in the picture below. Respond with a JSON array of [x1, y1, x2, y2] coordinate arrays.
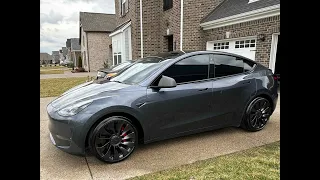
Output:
[[198, 88, 208, 91], [242, 81, 251, 85]]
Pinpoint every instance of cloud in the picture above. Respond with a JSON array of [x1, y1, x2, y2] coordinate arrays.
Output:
[[40, 0, 115, 54]]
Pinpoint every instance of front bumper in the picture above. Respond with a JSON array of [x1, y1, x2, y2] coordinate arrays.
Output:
[[47, 103, 93, 155]]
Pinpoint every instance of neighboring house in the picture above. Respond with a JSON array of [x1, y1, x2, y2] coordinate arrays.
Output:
[[110, 0, 280, 75], [59, 47, 68, 64], [66, 39, 72, 62], [40, 53, 52, 65], [79, 12, 116, 72], [51, 51, 60, 64], [59, 49, 65, 64], [70, 38, 81, 67]]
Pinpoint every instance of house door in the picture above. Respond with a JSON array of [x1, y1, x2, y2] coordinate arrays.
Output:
[[167, 35, 173, 52]]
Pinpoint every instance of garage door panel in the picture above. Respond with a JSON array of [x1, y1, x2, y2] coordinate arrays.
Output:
[[207, 38, 256, 61]]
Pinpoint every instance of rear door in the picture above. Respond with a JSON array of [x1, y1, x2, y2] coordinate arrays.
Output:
[[209, 54, 257, 126]]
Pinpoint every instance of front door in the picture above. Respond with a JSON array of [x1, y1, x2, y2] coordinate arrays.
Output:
[[167, 35, 173, 52], [144, 54, 213, 141]]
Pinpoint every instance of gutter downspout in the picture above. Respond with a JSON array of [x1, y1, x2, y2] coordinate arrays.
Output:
[[86, 33, 90, 72], [140, 0, 144, 58], [180, 0, 184, 51]]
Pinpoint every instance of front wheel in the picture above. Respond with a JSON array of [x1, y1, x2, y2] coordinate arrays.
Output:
[[89, 116, 138, 163], [241, 97, 272, 132]]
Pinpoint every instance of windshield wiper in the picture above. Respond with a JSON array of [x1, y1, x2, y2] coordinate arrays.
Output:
[[111, 80, 123, 84]]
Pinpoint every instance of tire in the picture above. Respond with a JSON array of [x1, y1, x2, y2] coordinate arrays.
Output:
[[89, 116, 138, 163], [241, 97, 272, 132]]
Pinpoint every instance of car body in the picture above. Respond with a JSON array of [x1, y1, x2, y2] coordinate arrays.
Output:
[[96, 60, 134, 80], [47, 51, 278, 163]]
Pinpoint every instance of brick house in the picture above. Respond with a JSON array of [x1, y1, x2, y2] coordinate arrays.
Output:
[[110, 0, 280, 74], [40, 53, 52, 65], [51, 51, 60, 64], [79, 12, 116, 72], [70, 38, 81, 67]]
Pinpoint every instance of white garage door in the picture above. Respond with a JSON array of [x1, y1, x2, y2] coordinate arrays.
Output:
[[206, 37, 257, 60]]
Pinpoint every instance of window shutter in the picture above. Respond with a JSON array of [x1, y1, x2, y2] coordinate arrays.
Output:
[[124, 30, 129, 61], [125, 0, 129, 13]]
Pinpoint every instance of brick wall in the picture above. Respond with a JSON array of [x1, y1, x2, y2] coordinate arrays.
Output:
[[87, 32, 113, 71], [115, 0, 140, 60], [183, 0, 223, 50], [204, 15, 280, 67]]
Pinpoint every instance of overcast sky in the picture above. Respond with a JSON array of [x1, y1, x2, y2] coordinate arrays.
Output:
[[40, 0, 115, 54]]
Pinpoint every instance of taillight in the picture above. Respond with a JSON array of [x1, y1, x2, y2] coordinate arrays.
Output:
[[273, 74, 279, 80]]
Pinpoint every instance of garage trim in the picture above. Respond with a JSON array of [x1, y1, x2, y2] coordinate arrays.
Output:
[[269, 33, 280, 73]]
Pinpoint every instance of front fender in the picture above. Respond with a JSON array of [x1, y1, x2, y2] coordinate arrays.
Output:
[[79, 105, 146, 149]]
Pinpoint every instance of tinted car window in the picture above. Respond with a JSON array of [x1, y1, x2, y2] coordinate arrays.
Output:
[[162, 54, 209, 84], [111, 58, 172, 84], [112, 62, 131, 71], [211, 54, 244, 78], [243, 59, 255, 72]]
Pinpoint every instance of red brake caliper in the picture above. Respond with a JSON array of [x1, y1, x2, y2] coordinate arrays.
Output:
[[121, 125, 126, 142]]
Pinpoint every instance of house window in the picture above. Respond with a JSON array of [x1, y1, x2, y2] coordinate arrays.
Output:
[[249, 0, 260, 4], [120, 0, 129, 16], [163, 0, 173, 11], [213, 42, 229, 50], [113, 40, 122, 65], [235, 39, 255, 49], [82, 35, 85, 46]]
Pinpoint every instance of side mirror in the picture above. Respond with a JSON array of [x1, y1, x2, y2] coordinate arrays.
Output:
[[150, 75, 177, 89]]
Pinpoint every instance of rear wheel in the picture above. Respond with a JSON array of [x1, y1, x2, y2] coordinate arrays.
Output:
[[89, 116, 138, 163], [241, 97, 272, 131]]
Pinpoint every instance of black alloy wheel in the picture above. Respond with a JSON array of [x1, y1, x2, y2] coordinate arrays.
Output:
[[89, 116, 137, 163], [242, 97, 272, 132]]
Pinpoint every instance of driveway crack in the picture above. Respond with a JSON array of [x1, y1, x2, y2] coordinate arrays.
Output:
[[85, 156, 94, 180]]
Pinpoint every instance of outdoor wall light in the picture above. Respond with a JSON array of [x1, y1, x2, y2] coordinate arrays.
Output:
[[258, 34, 266, 41]]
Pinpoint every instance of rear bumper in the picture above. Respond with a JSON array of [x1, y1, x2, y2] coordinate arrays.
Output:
[[272, 93, 279, 112]]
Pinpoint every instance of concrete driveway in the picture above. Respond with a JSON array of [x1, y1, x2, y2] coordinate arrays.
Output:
[[40, 96, 280, 180]]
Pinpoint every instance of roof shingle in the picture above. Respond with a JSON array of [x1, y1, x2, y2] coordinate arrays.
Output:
[[80, 12, 116, 32], [201, 0, 280, 23], [70, 38, 81, 51]]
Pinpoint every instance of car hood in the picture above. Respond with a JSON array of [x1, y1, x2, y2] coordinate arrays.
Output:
[[62, 81, 94, 96], [99, 68, 114, 73], [51, 81, 130, 109]]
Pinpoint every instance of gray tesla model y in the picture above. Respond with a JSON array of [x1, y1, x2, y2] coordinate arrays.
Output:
[[47, 51, 278, 163]]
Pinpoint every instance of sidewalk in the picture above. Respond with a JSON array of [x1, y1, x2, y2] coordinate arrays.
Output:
[[40, 71, 97, 79]]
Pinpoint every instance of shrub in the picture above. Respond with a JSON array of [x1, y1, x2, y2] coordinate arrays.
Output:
[[67, 62, 74, 68], [78, 56, 83, 68], [103, 61, 109, 68]]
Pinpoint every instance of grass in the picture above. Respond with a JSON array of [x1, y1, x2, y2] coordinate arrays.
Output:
[[40, 66, 67, 69], [40, 70, 65, 74], [129, 141, 280, 180], [40, 77, 88, 97]]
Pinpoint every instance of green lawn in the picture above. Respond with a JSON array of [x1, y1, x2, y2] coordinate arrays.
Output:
[[40, 65, 67, 69], [129, 141, 280, 180], [40, 70, 65, 74], [40, 77, 88, 97]]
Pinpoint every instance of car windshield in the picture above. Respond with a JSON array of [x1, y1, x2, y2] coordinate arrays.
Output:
[[112, 62, 132, 71], [111, 57, 172, 84]]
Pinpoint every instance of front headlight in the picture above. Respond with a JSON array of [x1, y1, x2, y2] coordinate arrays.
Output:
[[106, 73, 117, 79], [58, 100, 93, 117]]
